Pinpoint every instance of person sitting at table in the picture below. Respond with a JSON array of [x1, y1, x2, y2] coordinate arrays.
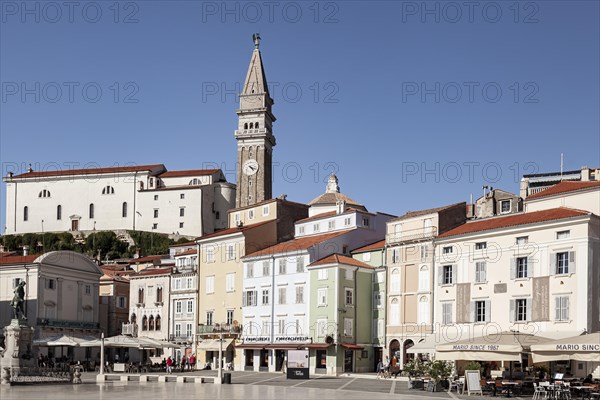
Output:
[[583, 374, 594, 384]]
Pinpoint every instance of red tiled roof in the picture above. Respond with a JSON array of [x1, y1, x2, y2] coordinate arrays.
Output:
[[352, 239, 385, 253], [175, 248, 197, 256], [0, 255, 39, 265], [296, 207, 370, 223], [196, 220, 273, 241], [244, 230, 353, 258], [438, 208, 590, 238], [390, 202, 465, 222], [227, 198, 308, 214], [0, 251, 17, 257], [526, 181, 600, 200], [11, 164, 165, 179], [131, 255, 168, 263], [170, 241, 196, 248], [158, 169, 219, 178], [308, 253, 376, 269]]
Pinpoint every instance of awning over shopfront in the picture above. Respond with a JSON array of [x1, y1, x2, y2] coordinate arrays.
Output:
[[341, 344, 364, 350], [304, 343, 333, 349], [530, 332, 600, 363], [197, 338, 234, 351], [33, 334, 97, 347], [435, 331, 551, 362]]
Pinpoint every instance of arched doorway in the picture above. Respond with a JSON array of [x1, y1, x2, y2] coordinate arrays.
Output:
[[403, 339, 415, 367], [389, 339, 400, 360]]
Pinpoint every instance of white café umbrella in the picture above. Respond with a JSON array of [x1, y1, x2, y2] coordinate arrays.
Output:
[[79, 335, 176, 349], [33, 334, 97, 347], [530, 332, 600, 363], [435, 331, 551, 362]]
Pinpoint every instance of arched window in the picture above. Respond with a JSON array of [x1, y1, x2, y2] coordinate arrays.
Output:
[[89, 203, 94, 219], [122, 202, 128, 218], [390, 298, 400, 325], [244, 123, 248, 129], [418, 296, 430, 324], [138, 288, 144, 304], [38, 189, 51, 198], [255, 122, 259, 129], [418, 266, 429, 291], [130, 313, 137, 324], [148, 315, 155, 331], [155, 315, 161, 331], [189, 178, 200, 185], [156, 287, 163, 303], [390, 269, 400, 293], [101, 186, 114, 195], [249, 122, 254, 129], [23, 206, 29, 221], [57, 205, 62, 220], [142, 315, 148, 331]]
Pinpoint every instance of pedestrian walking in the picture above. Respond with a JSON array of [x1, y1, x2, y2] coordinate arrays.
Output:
[[181, 355, 187, 372], [189, 354, 196, 370], [166, 356, 173, 374]]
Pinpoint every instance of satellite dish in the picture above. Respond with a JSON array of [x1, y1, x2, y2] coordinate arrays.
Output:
[[325, 335, 334, 344]]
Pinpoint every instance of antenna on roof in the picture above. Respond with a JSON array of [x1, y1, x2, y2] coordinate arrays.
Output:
[[560, 153, 564, 181]]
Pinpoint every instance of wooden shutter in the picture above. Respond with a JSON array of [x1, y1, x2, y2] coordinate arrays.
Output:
[[438, 267, 444, 285], [526, 298, 532, 321], [452, 265, 457, 284], [242, 291, 247, 307], [485, 300, 491, 322], [550, 253, 556, 275], [509, 299, 515, 322], [564, 297, 569, 320], [527, 256, 533, 277], [510, 258, 516, 279], [470, 302, 475, 323], [554, 297, 560, 321], [568, 251, 576, 274]]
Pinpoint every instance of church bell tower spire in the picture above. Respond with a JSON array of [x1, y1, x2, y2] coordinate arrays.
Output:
[[235, 34, 276, 208]]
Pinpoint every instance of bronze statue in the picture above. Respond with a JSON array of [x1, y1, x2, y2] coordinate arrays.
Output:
[[10, 281, 27, 320], [253, 33, 261, 49]]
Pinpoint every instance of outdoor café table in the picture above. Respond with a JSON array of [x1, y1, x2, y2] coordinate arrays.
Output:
[[571, 386, 592, 399], [501, 381, 520, 398]]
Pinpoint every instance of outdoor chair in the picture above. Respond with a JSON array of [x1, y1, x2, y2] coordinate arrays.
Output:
[[448, 377, 465, 395], [533, 382, 548, 400]]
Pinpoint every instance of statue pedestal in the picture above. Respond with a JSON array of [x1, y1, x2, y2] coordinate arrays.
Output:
[[0, 319, 35, 384]]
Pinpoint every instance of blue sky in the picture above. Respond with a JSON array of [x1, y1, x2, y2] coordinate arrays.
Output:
[[1, 1, 599, 232]]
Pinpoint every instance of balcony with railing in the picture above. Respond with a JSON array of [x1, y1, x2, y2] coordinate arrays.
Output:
[[37, 318, 99, 330], [169, 334, 194, 342], [197, 323, 242, 335], [386, 226, 438, 245], [121, 323, 137, 336]]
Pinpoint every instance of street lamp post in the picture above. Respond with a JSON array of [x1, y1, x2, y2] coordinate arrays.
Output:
[[96, 332, 105, 382], [216, 329, 223, 385]]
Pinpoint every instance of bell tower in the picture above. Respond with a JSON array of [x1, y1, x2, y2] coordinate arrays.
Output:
[[235, 34, 276, 208]]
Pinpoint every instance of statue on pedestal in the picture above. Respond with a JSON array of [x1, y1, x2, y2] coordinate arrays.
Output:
[[10, 282, 27, 320]]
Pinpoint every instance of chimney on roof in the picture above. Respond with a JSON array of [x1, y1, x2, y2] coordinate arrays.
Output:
[[7, 171, 13, 179], [27, 164, 33, 173], [22, 246, 29, 256]]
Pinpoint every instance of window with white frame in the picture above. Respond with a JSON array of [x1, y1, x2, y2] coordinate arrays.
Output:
[[328, 220, 335, 230], [296, 256, 304, 272], [278, 318, 285, 335], [511, 298, 530, 322], [243, 290, 257, 307], [186, 323, 193, 338], [262, 205, 270, 216], [262, 289, 270, 305], [442, 246, 453, 255], [418, 296, 429, 324], [175, 324, 181, 337], [374, 292, 382, 308], [226, 273, 235, 292], [516, 236, 529, 245], [298, 226, 305, 234], [343, 318, 353, 337], [475, 261, 487, 283], [246, 263, 254, 278], [441, 265, 454, 285], [186, 277, 193, 288], [206, 248, 214, 263], [262, 320, 270, 336], [474, 300, 489, 322], [206, 311, 213, 325], [278, 287, 287, 305], [344, 217, 351, 226], [420, 245, 428, 261], [187, 300, 193, 313], [205, 276, 215, 294], [391, 248, 400, 263], [317, 319, 327, 337], [418, 266, 429, 291], [555, 251, 574, 275], [226, 310, 234, 325], [317, 269, 328, 280], [515, 257, 528, 278], [227, 244, 236, 260], [556, 230, 570, 240], [295, 285, 304, 304], [390, 298, 400, 325], [174, 278, 181, 290], [317, 288, 327, 306], [176, 301, 182, 314], [442, 303, 453, 325], [362, 217, 369, 227], [500, 200, 511, 213], [362, 252, 371, 262], [279, 258, 287, 274], [248, 209, 254, 220], [313, 223, 320, 233], [390, 269, 400, 292], [475, 242, 487, 250], [345, 288, 354, 306], [262, 261, 270, 276], [555, 296, 569, 321], [345, 268, 353, 280]]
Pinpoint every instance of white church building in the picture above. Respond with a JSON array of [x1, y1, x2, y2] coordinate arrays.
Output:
[[3, 164, 235, 237]]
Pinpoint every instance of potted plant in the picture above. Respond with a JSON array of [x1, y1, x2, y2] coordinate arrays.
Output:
[[404, 358, 426, 389], [464, 361, 483, 375], [426, 359, 454, 392]]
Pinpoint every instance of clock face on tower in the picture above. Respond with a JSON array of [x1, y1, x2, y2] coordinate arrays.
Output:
[[242, 159, 259, 176]]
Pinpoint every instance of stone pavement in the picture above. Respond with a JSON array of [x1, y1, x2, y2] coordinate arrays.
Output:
[[0, 371, 522, 400]]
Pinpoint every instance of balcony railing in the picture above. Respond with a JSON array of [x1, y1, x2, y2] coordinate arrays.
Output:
[[169, 334, 194, 342], [386, 227, 437, 245], [197, 324, 242, 335], [37, 318, 99, 330], [121, 323, 137, 336]]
